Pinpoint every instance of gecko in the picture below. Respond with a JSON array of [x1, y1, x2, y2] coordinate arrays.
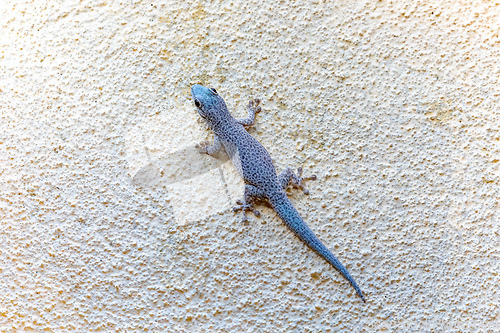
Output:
[[191, 84, 366, 302]]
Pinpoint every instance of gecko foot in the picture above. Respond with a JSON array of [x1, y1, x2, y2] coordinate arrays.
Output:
[[195, 141, 210, 154], [292, 167, 317, 195], [233, 199, 260, 222], [248, 99, 262, 114]]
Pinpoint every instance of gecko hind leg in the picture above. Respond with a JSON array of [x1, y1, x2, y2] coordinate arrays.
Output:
[[278, 167, 317, 195], [232, 184, 265, 222]]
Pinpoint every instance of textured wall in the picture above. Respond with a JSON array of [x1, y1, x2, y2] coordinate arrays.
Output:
[[1, 0, 499, 331]]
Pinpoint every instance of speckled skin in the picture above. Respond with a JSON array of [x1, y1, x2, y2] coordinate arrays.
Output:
[[191, 84, 366, 302]]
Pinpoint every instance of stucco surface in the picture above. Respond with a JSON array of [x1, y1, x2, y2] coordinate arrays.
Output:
[[1, 0, 499, 331]]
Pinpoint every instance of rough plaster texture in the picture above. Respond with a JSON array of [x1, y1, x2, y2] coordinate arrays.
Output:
[[1, 0, 499, 331]]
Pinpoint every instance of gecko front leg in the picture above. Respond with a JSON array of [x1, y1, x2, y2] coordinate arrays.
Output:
[[232, 184, 265, 222], [196, 134, 222, 155], [236, 99, 261, 127]]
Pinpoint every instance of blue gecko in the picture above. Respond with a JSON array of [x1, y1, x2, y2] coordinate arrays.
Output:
[[191, 84, 366, 302]]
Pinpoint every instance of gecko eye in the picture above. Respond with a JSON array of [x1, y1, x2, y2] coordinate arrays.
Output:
[[210, 88, 217, 94], [194, 100, 201, 108]]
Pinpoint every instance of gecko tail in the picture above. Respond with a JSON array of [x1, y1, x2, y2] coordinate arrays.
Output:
[[269, 192, 366, 303]]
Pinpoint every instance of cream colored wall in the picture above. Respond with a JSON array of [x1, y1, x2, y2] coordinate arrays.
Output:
[[1, 0, 499, 331]]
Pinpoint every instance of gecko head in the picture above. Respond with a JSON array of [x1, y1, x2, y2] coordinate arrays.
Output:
[[191, 84, 226, 122]]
